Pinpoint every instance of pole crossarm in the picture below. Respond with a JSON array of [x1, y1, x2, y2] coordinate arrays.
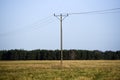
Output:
[[54, 13, 69, 20]]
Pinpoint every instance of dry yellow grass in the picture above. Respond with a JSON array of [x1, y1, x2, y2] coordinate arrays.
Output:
[[0, 60, 120, 80]]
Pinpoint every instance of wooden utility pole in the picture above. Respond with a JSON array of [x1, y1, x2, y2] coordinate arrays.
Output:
[[54, 13, 68, 68]]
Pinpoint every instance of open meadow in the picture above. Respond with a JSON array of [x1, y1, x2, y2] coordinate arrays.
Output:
[[0, 60, 120, 80]]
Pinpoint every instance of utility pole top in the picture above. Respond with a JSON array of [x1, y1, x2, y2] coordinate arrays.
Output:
[[54, 13, 69, 20]]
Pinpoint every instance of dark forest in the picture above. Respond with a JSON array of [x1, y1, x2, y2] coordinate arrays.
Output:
[[0, 49, 120, 60]]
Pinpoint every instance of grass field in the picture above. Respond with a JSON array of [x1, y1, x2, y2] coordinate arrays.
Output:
[[0, 60, 120, 80]]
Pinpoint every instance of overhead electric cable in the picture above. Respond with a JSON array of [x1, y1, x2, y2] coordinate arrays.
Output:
[[69, 8, 120, 15], [0, 15, 54, 37]]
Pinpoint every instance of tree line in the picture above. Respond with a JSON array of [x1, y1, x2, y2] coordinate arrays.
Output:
[[0, 49, 120, 60]]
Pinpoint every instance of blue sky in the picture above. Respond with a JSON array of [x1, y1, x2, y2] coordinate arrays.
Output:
[[0, 0, 120, 51]]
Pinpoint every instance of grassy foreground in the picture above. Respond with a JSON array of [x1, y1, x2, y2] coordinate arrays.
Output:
[[0, 60, 120, 80]]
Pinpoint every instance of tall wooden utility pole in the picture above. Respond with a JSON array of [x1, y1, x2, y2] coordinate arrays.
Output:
[[54, 13, 68, 68]]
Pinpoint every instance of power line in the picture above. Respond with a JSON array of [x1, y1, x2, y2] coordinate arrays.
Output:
[[69, 8, 120, 15], [0, 15, 54, 37]]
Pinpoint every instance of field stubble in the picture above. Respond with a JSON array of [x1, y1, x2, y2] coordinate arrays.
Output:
[[0, 60, 120, 80]]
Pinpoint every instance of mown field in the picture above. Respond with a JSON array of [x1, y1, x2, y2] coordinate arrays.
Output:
[[0, 60, 120, 80]]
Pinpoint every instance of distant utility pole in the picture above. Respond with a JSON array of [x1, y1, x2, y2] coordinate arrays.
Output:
[[54, 13, 68, 68]]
